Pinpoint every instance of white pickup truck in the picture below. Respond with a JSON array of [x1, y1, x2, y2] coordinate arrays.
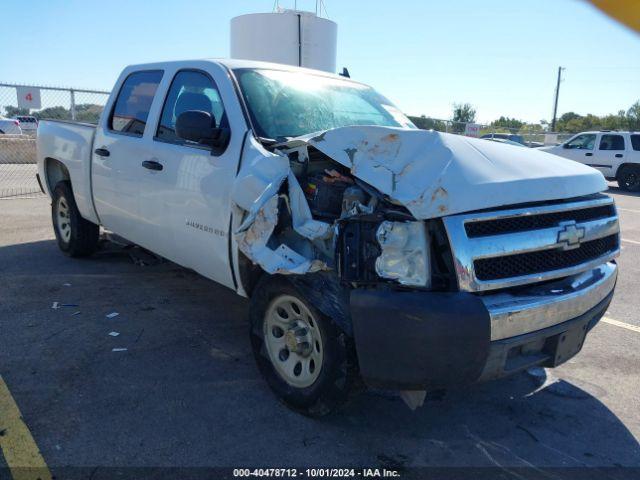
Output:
[[542, 131, 640, 191], [37, 59, 620, 415]]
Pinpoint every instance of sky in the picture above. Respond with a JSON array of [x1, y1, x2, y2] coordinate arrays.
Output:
[[0, 0, 639, 124]]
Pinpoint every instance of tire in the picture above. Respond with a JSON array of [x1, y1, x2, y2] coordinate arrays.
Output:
[[249, 276, 359, 416], [51, 181, 99, 257], [617, 165, 640, 192]]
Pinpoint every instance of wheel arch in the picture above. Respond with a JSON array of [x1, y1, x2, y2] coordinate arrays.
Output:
[[238, 251, 267, 298], [615, 162, 640, 177], [44, 157, 71, 193]]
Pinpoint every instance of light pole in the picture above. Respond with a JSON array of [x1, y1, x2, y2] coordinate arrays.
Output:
[[551, 66, 565, 132]]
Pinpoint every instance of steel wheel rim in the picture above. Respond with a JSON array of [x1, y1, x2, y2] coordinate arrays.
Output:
[[264, 295, 324, 388], [56, 196, 71, 243]]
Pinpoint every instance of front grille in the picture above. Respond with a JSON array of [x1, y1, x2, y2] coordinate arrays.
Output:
[[465, 204, 615, 238], [474, 234, 619, 281]]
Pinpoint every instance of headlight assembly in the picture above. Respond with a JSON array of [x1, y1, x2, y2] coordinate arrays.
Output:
[[375, 220, 430, 287]]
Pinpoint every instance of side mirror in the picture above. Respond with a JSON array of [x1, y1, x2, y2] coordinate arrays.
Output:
[[175, 110, 229, 150], [562, 143, 571, 149]]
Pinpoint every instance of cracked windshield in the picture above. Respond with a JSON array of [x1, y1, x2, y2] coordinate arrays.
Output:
[[235, 68, 415, 140]]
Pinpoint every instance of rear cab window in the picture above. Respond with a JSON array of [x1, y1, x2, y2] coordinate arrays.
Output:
[[630, 134, 640, 151], [109, 70, 163, 136], [599, 134, 625, 151]]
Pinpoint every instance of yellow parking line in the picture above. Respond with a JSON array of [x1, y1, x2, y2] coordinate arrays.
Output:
[[601, 316, 640, 334], [622, 238, 640, 246], [0, 376, 51, 480]]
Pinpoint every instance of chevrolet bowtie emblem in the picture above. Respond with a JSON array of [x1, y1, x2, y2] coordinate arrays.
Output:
[[557, 221, 586, 250]]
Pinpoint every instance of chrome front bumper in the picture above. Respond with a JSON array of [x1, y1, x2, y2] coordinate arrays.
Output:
[[482, 262, 617, 341], [348, 262, 616, 389]]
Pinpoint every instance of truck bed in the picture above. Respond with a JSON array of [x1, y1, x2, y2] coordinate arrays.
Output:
[[36, 119, 99, 224]]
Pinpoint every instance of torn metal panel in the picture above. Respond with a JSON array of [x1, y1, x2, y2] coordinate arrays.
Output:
[[295, 126, 607, 220], [232, 136, 330, 275], [235, 194, 327, 275], [399, 390, 427, 410], [232, 139, 290, 233], [285, 171, 332, 240]]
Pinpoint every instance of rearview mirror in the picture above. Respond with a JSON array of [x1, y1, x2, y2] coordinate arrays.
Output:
[[175, 110, 229, 150]]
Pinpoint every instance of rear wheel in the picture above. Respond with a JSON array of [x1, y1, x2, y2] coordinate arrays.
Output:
[[617, 165, 640, 192], [250, 276, 359, 416], [51, 181, 99, 257]]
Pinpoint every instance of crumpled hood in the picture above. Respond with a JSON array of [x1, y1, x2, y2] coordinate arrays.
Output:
[[293, 126, 606, 219]]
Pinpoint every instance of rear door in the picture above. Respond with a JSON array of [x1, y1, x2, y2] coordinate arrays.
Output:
[[141, 63, 245, 289], [92, 70, 163, 244], [594, 133, 626, 177]]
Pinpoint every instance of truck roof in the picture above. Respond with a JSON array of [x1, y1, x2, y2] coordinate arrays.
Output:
[[123, 58, 361, 84]]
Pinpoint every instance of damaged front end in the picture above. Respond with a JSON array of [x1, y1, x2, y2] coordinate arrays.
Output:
[[231, 125, 611, 409], [232, 123, 606, 287], [231, 130, 457, 292], [231, 129, 465, 409]]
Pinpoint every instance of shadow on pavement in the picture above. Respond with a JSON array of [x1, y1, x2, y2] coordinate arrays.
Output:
[[0, 238, 639, 474]]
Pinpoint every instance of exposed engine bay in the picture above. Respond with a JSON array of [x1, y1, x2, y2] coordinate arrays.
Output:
[[231, 133, 455, 293]]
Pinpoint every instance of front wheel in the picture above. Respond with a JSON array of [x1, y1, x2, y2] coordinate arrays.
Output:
[[249, 276, 359, 416], [617, 165, 640, 192], [51, 181, 99, 257]]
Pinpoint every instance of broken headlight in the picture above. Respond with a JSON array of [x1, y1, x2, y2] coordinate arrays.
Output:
[[375, 221, 430, 287]]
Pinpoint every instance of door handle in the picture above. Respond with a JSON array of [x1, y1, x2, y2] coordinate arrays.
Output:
[[585, 153, 593, 157], [615, 154, 623, 158], [142, 160, 163, 171], [94, 148, 110, 157]]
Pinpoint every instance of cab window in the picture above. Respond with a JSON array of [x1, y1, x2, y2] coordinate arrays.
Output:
[[564, 134, 596, 150], [631, 134, 640, 151], [156, 70, 226, 146], [599, 134, 625, 151], [109, 70, 163, 136]]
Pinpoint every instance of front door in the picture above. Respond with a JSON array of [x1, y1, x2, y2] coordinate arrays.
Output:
[[558, 133, 597, 165], [140, 66, 242, 289]]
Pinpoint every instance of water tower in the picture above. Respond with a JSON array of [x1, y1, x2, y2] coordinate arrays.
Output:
[[230, 2, 338, 73]]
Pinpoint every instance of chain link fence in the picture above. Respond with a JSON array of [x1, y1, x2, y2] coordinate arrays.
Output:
[[1, 81, 576, 199], [408, 116, 574, 147], [0, 83, 109, 198]]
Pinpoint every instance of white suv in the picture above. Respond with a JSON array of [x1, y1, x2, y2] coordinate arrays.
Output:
[[543, 131, 640, 191]]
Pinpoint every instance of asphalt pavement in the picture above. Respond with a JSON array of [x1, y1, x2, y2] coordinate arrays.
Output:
[[0, 187, 639, 479]]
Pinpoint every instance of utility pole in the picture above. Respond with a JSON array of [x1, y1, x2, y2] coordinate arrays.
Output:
[[551, 66, 565, 132]]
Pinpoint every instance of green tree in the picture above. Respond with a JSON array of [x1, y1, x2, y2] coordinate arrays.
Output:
[[627, 101, 640, 131], [408, 115, 447, 132], [601, 110, 628, 131], [32, 106, 71, 120], [4, 106, 30, 118], [75, 104, 104, 124], [452, 103, 476, 133], [491, 116, 524, 130]]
